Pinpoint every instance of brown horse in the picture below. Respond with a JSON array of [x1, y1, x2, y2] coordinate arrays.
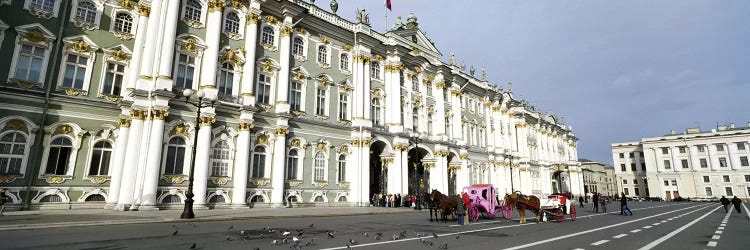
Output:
[[430, 190, 458, 223], [503, 192, 541, 224]]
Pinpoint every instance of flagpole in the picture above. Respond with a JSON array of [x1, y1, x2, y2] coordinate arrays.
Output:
[[384, 2, 388, 32]]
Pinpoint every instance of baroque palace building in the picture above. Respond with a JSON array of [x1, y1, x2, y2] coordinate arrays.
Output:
[[612, 123, 750, 201], [0, 0, 580, 210]]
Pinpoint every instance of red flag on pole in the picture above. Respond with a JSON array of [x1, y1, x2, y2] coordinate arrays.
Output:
[[386, 0, 392, 11]]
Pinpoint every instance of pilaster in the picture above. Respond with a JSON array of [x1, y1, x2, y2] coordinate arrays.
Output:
[[116, 109, 147, 210], [270, 125, 289, 207], [139, 109, 169, 209], [240, 11, 261, 106], [106, 116, 131, 206], [232, 121, 253, 207], [199, 0, 224, 94], [274, 15, 293, 114], [193, 116, 215, 207]]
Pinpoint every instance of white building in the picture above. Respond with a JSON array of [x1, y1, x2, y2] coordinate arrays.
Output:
[[612, 123, 750, 201]]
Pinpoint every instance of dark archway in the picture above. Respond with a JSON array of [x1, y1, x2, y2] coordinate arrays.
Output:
[[447, 153, 457, 196], [407, 147, 429, 196], [369, 141, 387, 202], [552, 171, 569, 194]]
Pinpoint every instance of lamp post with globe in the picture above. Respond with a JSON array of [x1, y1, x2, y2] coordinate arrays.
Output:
[[180, 89, 216, 219]]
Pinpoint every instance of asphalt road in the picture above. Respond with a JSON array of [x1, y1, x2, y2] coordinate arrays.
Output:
[[3, 201, 749, 250]]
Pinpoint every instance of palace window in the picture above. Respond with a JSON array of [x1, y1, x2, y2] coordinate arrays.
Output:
[[630, 163, 636, 171], [44, 137, 73, 175], [164, 137, 186, 174], [703, 176, 710, 183], [678, 146, 686, 154], [412, 108, 419, 132], [399, 70, 404, 87], [210, 141, 231, 177], [338, 92, 348, 121], [737, 142, 746, 151], [741, 156, 749, 167], [286, 149, 299, 180], [705, 187, 712, 196], [340, 53, 349, 71], [725, 187, 733, 196], [183, 0, 202, 22], [661, 147, 669, 154], [87, 141, 112, 176], [371, 61, 380, 80], [681, 159, 689, 169], [74, 1, 97, 25], [0, 132, 27, 175], [317, 45, 328, 64], [663, 160, 671, 169], [217, 63, 235, 97], [313, 152, 325, 181], [61, 53, 88, 89], [697, 145, 705, 152], [445, 116, 451, 138], [443, 88, 449, 101], [371, 98, 382, 125], [292, 37, 304, 56], [101, 62, 125, 95], [719, 157, 727, 168], [700, 158, 708, 168], [723, 175, 730, 183], [337, 155, 346, 182], [13, 44, 47, 84], [426, 83, 432, 96], [251, 146, 266, 178], [175, 54, 196, 89], [411, 75, 419, 91], [289, 81, 302, 111], [30, 0, 56, 13], [223, 12, 240, 35], [261, 26, 274, 46], [619, 153, 624, 158], [315, 88, 327, 116], [112, 12, 133, 34], [716, 144, 725, 151], [256, 73, 272, 105], [623, 188, 629, 195]]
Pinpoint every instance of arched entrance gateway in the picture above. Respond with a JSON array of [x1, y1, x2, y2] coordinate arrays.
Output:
[[552, 170, 570, 194], [369, 141, 387, 200], [407, 147, 429, 196]]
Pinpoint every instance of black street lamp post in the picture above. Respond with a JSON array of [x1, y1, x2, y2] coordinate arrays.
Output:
[[410, 134, 423, 210], [180, 89, 216, 219]]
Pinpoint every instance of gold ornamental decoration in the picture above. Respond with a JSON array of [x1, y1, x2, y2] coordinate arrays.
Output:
[[423, 162, 435, 168], [161, 175, 187, 184], [131, 110, 148, 120], [6, 119, 27, 131], [118, 118, 132, 128], [296, 27, 307, 34], [208, 0, 225, 12], [238, 122, 254, 131], [182, 38, 198, 53], [119, 0, 135, 10], [337, 145, 349, 153], [55, 124, 73, 135], [338, 181, 350, 189], [25, 30, 46, 43], [247, 13, 261, 24], [65, 88, 81, 96], [0, 175, 18, 183], [252, 178, 270, 186], [199, 116, 216, 127], [172, 124, 190, 137], [459, 154, 469, 160], [274, 127, 289, 136], [288, 179, 302, 187], [89, 176, 110, 184], [320, 36, 330, 44], [229, 0, 244, 9], [314, 180, 328, 188], [151, 110, 169, 120], [381, 158, 393, 165], [342, 44, 352, 52], [220, 49, 243, 65], [265, 15, 278, 25], [290, 138, 302, 148], [372, 54, 383, 61], [212, 177, 229, 185], [256, 134, 269, 145], [45, 176, 66, 184], [316, 142, 327, 152], [138, 4, 151, 17], [280, 26, 293, 37], [108, 49, 130, 62]]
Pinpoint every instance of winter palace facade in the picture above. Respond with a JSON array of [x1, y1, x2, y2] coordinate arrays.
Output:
[[0, 0, 580, 210], [612, 123, 750, 201]]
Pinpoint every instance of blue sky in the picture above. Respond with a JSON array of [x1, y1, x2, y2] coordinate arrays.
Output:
[[318, 0, 750, 164]]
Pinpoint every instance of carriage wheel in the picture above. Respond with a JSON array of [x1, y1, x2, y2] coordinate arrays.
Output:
[[502, 205, 513, 220], [469, 205, 480, 222], [555, 208, 565, 223], [570, 205, 576, 221]]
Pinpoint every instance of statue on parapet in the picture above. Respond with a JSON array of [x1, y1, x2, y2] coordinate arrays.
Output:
[[470, 66, 475, 76], [449, 53, 456, 66], [356, 8, 370, 25], [481, 67, 486, 81], [391, 16, 404, 31]]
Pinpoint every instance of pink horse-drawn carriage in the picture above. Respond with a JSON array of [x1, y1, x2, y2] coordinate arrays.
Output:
[[463, 184, 513, 222]]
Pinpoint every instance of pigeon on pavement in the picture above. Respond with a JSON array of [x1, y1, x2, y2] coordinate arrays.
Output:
[[348, 238, 358, 245], [227, 226, 234, 231], [189, 242, 197, 249], [327, 231, 335, 238], [433, 232, 438, 238], [172, 230, 178, 236]]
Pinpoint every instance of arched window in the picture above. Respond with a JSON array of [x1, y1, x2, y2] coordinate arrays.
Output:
[[75, 1, 97, 24], [340, 53, 349, 70], [412, 75, 419, 91], [113, 13, 133, 34], [317, 46, 327, 64], [250, 195, 264, 202], [210, 140, 230, 177], [224, 12, 240, 34], [315, 87, 327, 116], [412, 108, 419, 132], [61, 53, 89, 89], [251, 146, 266, 178], [165, 137, 186, 174], [256, 73, 272, 105], [0, 132, 26, 175], [313, 152, 325, 181], [289, 81, 302, 111], [292, 37, 304, 56], [286, 149, 299, 180], [45, 137, 73, 175], [371, 98, 382, 125], [314, 196, 325, 202], [337, 155, 346, 182], [30, 0, 55, 13], [88, 141, 112, 176], [85, 194, 105, 202], [217, 62, 234, 97], [184, 0, 202, 22], [163, 194, 182, 204], [370, 61, 380, 80], [261, 26, 274, 45]]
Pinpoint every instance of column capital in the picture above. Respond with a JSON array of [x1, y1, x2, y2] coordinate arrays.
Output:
[[247, 13, 261, 24], [151, 109, 169, 120], [137, 4, 150, 17], [199, 116, 216, 127], [238, 121, 254, 131], [118, 118, 132, 128], [274, 127, 289, 136], [208, 0, 225, 12], [130, 110, 148, 120]]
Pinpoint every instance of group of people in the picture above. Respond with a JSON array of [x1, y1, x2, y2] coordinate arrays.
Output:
[[720, 196, 743, 214], [455, 192, 470, 225], [578, 192, 632, 216], [371, 193, 419, 208]]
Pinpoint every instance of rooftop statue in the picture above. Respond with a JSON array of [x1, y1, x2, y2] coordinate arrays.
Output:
[[449, 53, 456, 66], [470, 66, 475, 76], [390, 16, 404, 31], [481, 67, 486, 81], [460, 61, 466, 71], [356, 8, 370, 25]]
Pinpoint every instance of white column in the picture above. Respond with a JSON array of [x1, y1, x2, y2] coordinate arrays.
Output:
[[137, 0, 163, 85], [670, 146, 679, 172], [689, 145, 700, 170], [436, 155, 448, 194], [728, 143, 739, 170], [192, 121, 213, 207], [451, 90, 462, 141], [384, 61, 402, 132], [359, 139, 371, 206], [347, 142, 362, 204], [270, 128, 287, 206], [116, 111, 145, 210], [275, 19, 292, 113], [139, 112, 167, 209], [199, 3, 223, 90], [455, 159, 469, 192], [123, 6, 150, 95], [399, 149, 409, 196], [232, 124, 251, 206], [351, 57, 366, 126], [106, 119, 130, 205], [708, 144, 719, 171], [434, 83, 446, 138], [241, 12, 260, 106], [155, 0, 180, 90]]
